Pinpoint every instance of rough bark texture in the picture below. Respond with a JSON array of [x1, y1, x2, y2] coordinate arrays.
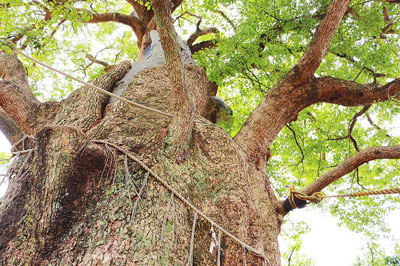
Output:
[[151, 0, 196, 160], [0, 60, 282, 265], [235, 0, 351, 168], [3, 0, 400, 265]]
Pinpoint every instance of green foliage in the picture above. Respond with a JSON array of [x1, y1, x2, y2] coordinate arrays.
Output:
[[1, 0, 137, 100], [280, 220, 315, 265], [2, 0, 400, 263], [385, 256, 400, 266], [0, 152, 11, 164]]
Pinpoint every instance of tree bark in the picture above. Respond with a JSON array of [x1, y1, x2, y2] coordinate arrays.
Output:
[[0, 57, 283, 265], [235, 0, 351, 168]]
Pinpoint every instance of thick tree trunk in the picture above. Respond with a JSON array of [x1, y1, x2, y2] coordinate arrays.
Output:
[[0, 62, 283, 265]]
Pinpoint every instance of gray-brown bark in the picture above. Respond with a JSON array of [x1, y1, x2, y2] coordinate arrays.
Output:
[[235, 0, 351, 167], [0, 54, 282, 265], [2, 0, 400, 265], [0, 107, 23, 143], [151, 0, 196, 160]]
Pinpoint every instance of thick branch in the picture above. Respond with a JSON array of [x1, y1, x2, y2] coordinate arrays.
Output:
[[190, 40, 217, 54], [0, 53, 38, 135], [0, 107, 23, 144], [80, 10, 146, 44], [187, 27, 218, 47], [302, 146, 400, 195], [278, 145, 400, 215], [150, 0, 195, 160], [235, 0, 351, 167], [0, 53, 32, 96], [314, 77, 400, 106], [125, 0, 154, 25], [292, 0, 350, 82], [0, 80, 39, 135]]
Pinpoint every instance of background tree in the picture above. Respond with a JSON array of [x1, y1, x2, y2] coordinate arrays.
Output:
[[1, 0, 400, 265]]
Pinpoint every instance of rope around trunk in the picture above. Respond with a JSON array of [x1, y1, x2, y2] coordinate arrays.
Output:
[[92, 140, 271, 265]]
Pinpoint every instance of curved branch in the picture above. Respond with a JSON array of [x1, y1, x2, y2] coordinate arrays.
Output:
[[187, 27, 218, 47], [235, 0, 351, 167], [327, 105, 371, 152], [190, 40, 217, 54], [149, 0, 196, 160], [235, 72, 400, 168], [78, 9, 146, 44], [0, 53, 38, 135], [303, 145, 400, 195], [278, 145, 400, 215], [314, 77, 400, 106], [286, 124, 305, 165], [291, 0, 351, 82], [214, 10, 236, 29]]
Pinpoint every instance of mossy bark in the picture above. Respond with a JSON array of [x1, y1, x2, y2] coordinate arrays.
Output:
[[0, 62, 283, 265]]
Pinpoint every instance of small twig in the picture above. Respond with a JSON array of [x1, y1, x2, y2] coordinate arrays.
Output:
[[331, 52, 386, 83], [327, 105, 370, 152], [355, 168, 368, 190], [174, 11, 202, 25], [286, 124, 305, 165], [214, 10, 236, 29], [287, 247, 295, 266], [85, 52, 110, 68], [187, 212, 198, 266], [381, 7, 395, 39]]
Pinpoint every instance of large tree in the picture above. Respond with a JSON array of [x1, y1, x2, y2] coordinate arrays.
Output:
[[1, 0, 400, 265]]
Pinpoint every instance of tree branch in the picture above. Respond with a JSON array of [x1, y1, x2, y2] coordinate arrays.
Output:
[[235, 0, 351, 167], [313, 77, 400, 106], [278, 145, 400, 215], [0, 107, 23, 144], [125, 0, 154, 25], [327, 105, 371, 152], [329, 51, 386, 82], [0, 80, 39, 135], [0, 52, 39, 135], [190, 40, 217, 54], [302, 145, 400, 196], [0, 53, 32, 96], [214, 10, 236, 29], [77, 9, 146, 45], [187, 27, 218, 47], [291, 0, 351, 82], [150, 0, 196, 161]]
